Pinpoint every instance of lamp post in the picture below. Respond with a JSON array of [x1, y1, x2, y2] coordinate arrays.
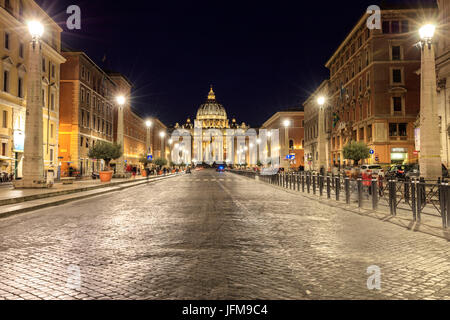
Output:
[[116, 95, 126, 177], [283, 119, 291, 171], [317, 96, 329, 173], [15, 21, 46, 188], [418, 24, 441, 181], [145, 120, 152, 157], [159, 131, 166, 160]]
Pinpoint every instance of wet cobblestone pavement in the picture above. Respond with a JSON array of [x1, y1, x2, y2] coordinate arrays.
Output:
[[0, 170, 450, 300]]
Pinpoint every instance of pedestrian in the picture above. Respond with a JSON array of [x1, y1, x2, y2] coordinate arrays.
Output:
[[132, 166, 137, 179]]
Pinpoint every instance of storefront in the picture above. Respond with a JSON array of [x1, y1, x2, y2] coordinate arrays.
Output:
[[390, 147, 409, 165]]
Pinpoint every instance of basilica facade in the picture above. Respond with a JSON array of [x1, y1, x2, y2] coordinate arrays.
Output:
[[173, 87, 251, 165]]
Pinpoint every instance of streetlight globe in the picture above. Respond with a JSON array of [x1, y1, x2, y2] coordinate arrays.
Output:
[[159, 131, 166, 138], [256, 138, 262, 144], [317, 96, 326, 106], [419, 24, 436, 40], [116, 95, 126, 106], [28, 20, 44, 39], [168, 139, 173, 145], [283, 120, 291, 127], [145, 120, 152, 128]]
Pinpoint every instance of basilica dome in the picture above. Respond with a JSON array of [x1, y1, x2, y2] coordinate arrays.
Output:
[[196, 86, 228, 121]]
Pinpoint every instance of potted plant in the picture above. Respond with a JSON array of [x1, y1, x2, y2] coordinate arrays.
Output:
[[139, 155, 152, 177], [88, 141, 122, 182], [153, 158, 168, 175]]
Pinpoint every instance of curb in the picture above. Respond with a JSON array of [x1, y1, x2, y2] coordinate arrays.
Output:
[[0, 174, 183, 220], [230, 172, 450, 241], [0, 175, 175, 207]]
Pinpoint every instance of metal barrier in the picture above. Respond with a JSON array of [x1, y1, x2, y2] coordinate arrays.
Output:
[[229, 170, 450, 229]]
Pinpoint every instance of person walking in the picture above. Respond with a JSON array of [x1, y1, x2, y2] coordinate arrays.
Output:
[[132, 166, 137, 179]]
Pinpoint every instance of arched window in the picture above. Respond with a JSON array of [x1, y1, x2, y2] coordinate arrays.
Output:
[[289, 140, 294, 149]]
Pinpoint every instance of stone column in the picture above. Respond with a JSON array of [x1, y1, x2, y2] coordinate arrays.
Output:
[[15, 40, 46, 188], [115, 104, 125, 177], [146, 126, 151, 155], [419, 43, 441, 180], [284, 126, 289, 170], [318, 107, 328, 171]]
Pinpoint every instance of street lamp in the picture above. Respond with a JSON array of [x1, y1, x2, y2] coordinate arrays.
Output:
[[114, 95, 127, 177], [316, 95, 328, 172], [160, 131, 166, 160], [15, 20, 46, 188], [419, 24, 436, 49], [418, 23, 441, 180], [145, 119, 153, 156], [283, 119, 291, 171]]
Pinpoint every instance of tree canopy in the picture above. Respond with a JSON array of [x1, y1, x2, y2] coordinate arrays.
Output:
[[343, 141, 371, 166], [88, 141, 122, 168]]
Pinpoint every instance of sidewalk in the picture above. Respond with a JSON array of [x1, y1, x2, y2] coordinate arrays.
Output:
[[0, 173, 182, 219]]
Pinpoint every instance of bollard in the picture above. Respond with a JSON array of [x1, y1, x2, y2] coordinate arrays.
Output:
[[327, 175, 331, 199], [371, 178, 378, 211], [439, 183, 448, 229], [389, 180, 397, 216], [335, 176, 340, 201], [319, 175, 324, 197], [307, 173, 311, 194], [411, 179, 417, 221], [416, 179, 422, 222], [313, 174, 317, 195], [290, 173, 293, 190], [357, 178, 363, 208], [345, 177, 350, 205], [302, 174, 305, 193], [447, 184, 450, 228]]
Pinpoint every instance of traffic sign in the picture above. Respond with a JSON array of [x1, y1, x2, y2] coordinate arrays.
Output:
[[370, 149, 375, 155]]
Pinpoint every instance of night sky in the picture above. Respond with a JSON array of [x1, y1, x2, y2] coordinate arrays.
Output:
[[35, 0, 435, 127]]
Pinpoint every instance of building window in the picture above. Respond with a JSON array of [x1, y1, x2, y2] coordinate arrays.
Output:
[[50, 124, 54, 138], [86, 92, 90, 106], [401, 20, 409, 33], [382, 21, 390, 33], [367, 125, 373, 142], [49, 149, 54, 164], [4, 32, 9, 50], [391, 21, 400, 33], [18, 77, 23, 98], [392, 46, 401, 60], [2, 110, 7, 128], [51, 64, 55, 78], [393, 97, 402, 112], [19, 43, 24, 58], [50, 93, 55, 111], [87, 112, 90, 127], [81, 66, 85, 79], [1, 143, 6, 156], [93, 115, 96, 130], [289, 140, 294, 149], [3, 71, 9, 93], [80, 137, 84, 147], [390, 123, 407, 138], [81, 88, 85, 102], [42, 58, 46, 72], [366, 72, 370, 88], [399, 123, 407, 137], [392, 69, 402, 84]]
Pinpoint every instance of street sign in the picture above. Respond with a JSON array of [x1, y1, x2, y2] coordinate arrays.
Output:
[[147, 155, 153, 161]]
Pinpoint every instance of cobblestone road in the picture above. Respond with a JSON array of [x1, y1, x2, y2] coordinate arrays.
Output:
[[0, 169, 450, 300]]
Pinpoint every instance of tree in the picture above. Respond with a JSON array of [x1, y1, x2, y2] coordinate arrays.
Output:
[[153, 157, 167, 169], [343, 141, 370, 166], [139, 154, 152, 168], [88, 141, 122, 170]]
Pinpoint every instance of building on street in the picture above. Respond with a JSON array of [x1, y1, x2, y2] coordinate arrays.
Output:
[[325, 5, 436, 167], [261, 107, 305, 170], [59, 51, 116, 177], [0, 0, 65, 179], [437, 0, 450, 168], [303, 81, 331, 172]]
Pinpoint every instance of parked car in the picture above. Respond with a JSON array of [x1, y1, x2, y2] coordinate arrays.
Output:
[[405, 164, 449, 179], [386, 164, 415, 180], [360, 165, 385, 178]]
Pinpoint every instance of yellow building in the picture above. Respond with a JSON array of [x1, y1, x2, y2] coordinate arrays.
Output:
[[0, 0, 65, 179]]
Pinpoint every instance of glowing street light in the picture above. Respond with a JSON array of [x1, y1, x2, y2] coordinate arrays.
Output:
[[419, 24, 436, 41], [146, 120, 152, 128], [28, 20, 44, 40], [116, 95, 126, 106], [317, 96, 326, 107], [159, 131, 166, 138], [283, 119, 291, 127]]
